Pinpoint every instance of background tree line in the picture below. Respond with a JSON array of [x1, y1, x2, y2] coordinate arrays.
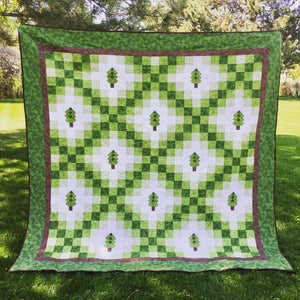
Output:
[[0, 0, 299, 99]]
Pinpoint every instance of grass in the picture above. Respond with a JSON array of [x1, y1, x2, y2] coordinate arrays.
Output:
[[0, 97, 299, 299]]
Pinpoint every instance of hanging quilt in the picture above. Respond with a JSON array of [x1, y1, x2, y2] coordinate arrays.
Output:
[[10, 25, 292, 272]]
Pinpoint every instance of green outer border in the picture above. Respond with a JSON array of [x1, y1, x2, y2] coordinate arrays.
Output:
[[10, 25, 292, 272]]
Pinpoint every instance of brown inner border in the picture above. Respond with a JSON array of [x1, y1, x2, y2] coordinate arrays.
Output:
[[36, 45, 269, 262]]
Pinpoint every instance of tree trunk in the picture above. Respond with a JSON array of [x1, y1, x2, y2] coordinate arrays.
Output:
[[153, 126, 157, 131], [70, 123, 73, 127], [194, 83, 198, 88], [108, 248, 111, 252], [193, 247, 197, 251], [110, 83, 114, 88], [152, 206, 155, 211], [231, 206, 234, 211], [111, 164, 115, 169], [192, 166, 196, 172], [69, 206, 73, 211], [236, 126, 240, 130]]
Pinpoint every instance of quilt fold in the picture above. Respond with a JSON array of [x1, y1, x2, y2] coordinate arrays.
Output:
[[10, 25, 292, 272]]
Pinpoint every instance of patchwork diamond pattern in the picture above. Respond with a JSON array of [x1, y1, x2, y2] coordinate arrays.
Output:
[[43, 50, 264, 260]]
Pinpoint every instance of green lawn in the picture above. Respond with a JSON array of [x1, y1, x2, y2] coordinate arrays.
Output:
[[0, 98, 299, 299]]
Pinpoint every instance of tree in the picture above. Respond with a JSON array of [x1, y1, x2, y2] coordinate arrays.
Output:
[[0, 46, 22, 99], [148, 192, 158, 211], [105, 233, 116, 252], [227, 192, 238, 211], [107, 67, 118, 88], [66, 191, 76, 211], [189, 152, 200, 171], [150, 111, 160, 131], [65, 107, 76, 127], [189, 233, 200, 251], [233, 111, 244, 130], [191, 68, 201, 88], [108, 150, 118, 169]]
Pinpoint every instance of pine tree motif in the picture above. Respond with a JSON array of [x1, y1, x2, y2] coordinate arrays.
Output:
[[227, 192, 238, 210], [150, 111, 160, 131], [108, 150, 118, 169], [191, 68, 201, 88], [65, 107, 76, 127], [148, 192, 158, 211], [107, 68, 118, 88], [233, 111, 244, 130], [66, 191, 76, 211], [105, 233, 116, 252], [189, 152, 200, 171], [189, 233, 200, 251]]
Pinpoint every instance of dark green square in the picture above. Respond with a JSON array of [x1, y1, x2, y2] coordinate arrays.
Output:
[[100, 204, 108, 212], [126, 131, 135, 139], [55, 61, 64, 69], [148, 238, 157, 245], [216, 141, 224, 149], [213, 222, 221, 230], [190, 198, 197, 205], [165, 221, 173, 229], [118, 106, 126, 115], [173, 213, 181, 221], [198, 190, 206, 197], [56, 77, 65, 87], [81, 54, 90, 63], [218, 90, 227, 98], [78, 253, 88, 258], [246, 173, 253, 181], [109, 114, 118, 122], [224, 166, 232, 174], [126, 99, 135, 107], [126, 180, 134, 188], [158, 165, 166, 172], [134, 140, 143, 148], [142, 65, 151, 73], [101, 122, 109, 130], [227, 81, 235, 90], [84, 139, 93, 147], [51, 138, 59, 147], [71, 246, 80, 252], [200, 124, 208, 132], [159, 65, 168, 74], [74, 79, 83, 88], [244, 81, 253, 90], [175, 133, 183, 141], [159, 82, 168, 91], [64, 238, 73, 246], [184, 108, 192, 116], [76, 147, 84, 155], [224, 149, 233, 157], [47, 86, 56, 94], [205, 213, 213, 221], [252, 89, 260, 98], [238, 230, 247, 238], [167, 91, 176, 99], [215, 173, 223, 181], [240, 246, 250, 252], [92, 98, 100, 106], [92, 212, 100, 220], [133, 171, 142, 180], [206, 182, 215, 190], [132, 221, 141, 229], [74, 230, 82, 238], [142, 148, 151, 156], [176, 99, 184, 107], [174, 181, 182, 189], [157, 246, 166, 252], [117, 188, 125, 195], [168, 56, 177, 65], [166, 173, 174, 181], [142, 164, 150, 172], [100, 106, 109, 114], [83, 88, 92, 97], [167, 141, 175, 148], [157, 230, 165, 238], [197, 206, 206, 213], [219, 56, 228, 64], [227, 64, 236, 72], [134, 91, 143, 99], [68, 155, 76, 163], [151, 74, 159, 82], [181, 189, 190, 197], [64, 70, 74, 78], [76, 163, 84, 171], [233, 158, 240, 166], [245, 63, 254, 72], [246, 222, 254, 230], [51, 171, 59, 179], [54, 246, 63, 252], [92, 130, 101, 138], [83, 221, 91, 229], [142, 82, 151, 91], [201, 107, 209, 116], [209, 99, 218, 107], [140, 229, 148, 237], [124, 213, 132, 221], [59, 146, 68, 154], [117, 204, 125, 212], [73, 62, 82, 71], [133, 56, 142, 65], [101, 188, 108, 195], [59, 163, 68, 171], [192, 116, 200, 124], [208, 133, 216, 140], [93, 179, 101, 187], [158, 148, 167, 156], [222, 230, 230, 238], [181, 205, 189, 213], [236, 72, 244, 81], [56, 229, 66, 238], [109, 196, 117, 204]]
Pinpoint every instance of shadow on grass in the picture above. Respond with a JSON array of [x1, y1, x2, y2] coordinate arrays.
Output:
[[0, 131, 299, 299], [0, 98, 23, 104]]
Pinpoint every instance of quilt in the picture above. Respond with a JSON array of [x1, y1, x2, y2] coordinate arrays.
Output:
[[10, 25, 292, 272]]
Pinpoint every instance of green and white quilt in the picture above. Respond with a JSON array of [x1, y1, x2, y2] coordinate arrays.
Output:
[[11, 25, 292, 272]]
